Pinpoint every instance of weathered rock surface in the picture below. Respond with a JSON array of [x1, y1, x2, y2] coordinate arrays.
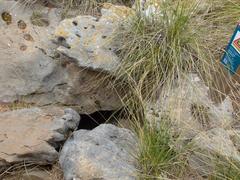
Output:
[[54, 3, 134, 72], [0, 107, 80, 166], [60, 124, 138, 180], [189, 128, 240, 176], [0, 1, 122, 113], [0, 1, 61, 103], [147, 74, 234, 143], [146, 74, 238, 176]]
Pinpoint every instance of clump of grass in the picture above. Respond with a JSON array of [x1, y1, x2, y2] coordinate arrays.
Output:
[[113, 0, 206, 104], [211, 158, 240, 180], [30, 11, 50, 27], [0, 163, 63, 180], [137, 115, 188, 179], [19, 0, 134, 18], [197, 0, 240, 59], [196, 0, 240, 105], [55, 0, 134, 17]]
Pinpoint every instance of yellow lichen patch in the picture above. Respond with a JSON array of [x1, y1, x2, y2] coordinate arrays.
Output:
[[82, 32, 98, 47], [94, 51, 114, 64], [70, 38, 80, 49], [55, 27, 69, 38], [145, 0, 161, 7], [0, 105, 10, 112], [102, 3, 135, 20]]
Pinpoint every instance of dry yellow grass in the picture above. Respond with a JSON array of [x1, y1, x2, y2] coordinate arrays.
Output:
[[1, 163, 63, 180]]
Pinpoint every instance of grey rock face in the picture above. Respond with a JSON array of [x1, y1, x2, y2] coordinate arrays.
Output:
[[0, 1, 122, 113], [60, 124, 138, 180], [0, 107, 80, 166], [189, 128, 240, 176], [147, 74, 234, 143], [0, 1, 61, 103], [54, 4, 134, 73]]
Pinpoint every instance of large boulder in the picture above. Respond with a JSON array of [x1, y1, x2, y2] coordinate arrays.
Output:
[[0, 1, 122, 113], [59, 124, 138, 180], [54, 3, 134, 73], [0, 107, 80, 166]]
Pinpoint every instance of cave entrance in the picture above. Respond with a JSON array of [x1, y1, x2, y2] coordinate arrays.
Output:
[[78, 110, 121, 130]]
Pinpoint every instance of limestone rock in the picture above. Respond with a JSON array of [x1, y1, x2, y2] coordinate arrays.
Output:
[[59, 124, 138, 180], [188, 128, 240, 176], [0, 1, 122, 113], [147, 74, 234, 143], [0, 1, 61, 103], [54, 4, 134, 72], [0, 107, 80, 166]]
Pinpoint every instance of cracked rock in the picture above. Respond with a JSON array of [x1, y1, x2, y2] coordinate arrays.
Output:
[[0, 106, 80, 166]]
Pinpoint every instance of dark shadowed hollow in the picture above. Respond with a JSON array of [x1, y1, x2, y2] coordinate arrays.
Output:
[[78, 110, 121, 130]]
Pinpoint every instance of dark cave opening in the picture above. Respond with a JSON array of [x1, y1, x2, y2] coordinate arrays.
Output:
[[78, 110, 121, 130]]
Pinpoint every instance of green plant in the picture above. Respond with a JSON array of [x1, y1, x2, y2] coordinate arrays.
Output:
[[113, 1, 205, 103], [212, 159, 240, 180], [136, 115, 188, 179]]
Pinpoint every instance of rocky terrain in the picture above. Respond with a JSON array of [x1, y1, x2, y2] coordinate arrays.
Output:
[[0, 1, 137, 179], [0, 0, 240, 180]]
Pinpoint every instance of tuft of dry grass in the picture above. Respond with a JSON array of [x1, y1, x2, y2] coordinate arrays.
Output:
[[19, 0, 134, 17], [1, 163, 63, 180]]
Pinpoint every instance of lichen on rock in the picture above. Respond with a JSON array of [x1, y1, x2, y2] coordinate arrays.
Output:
[[54, 4, 134, 73]]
